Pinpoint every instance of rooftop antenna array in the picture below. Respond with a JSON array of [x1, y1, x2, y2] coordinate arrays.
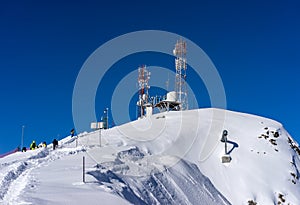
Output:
[[137, 65, 151, 118], [173, 38, 188, 110]]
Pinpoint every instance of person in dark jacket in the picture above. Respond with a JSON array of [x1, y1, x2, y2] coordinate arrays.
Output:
[[52, 139, 58, 150], [70, 128, 75, 137]]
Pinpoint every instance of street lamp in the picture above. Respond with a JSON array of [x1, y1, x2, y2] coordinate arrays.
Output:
[[103, 108, 109, 129], [221, 130, 231, 163], [221, 130, 228, 154]]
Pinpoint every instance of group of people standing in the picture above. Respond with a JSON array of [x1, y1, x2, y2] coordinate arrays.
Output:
[[22, 129, 75, 152], [24, 139, 58, 152]]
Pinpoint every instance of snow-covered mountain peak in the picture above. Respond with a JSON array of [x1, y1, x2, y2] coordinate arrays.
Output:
[[0, 108, 299, 205], [99, 108, 300, 204]]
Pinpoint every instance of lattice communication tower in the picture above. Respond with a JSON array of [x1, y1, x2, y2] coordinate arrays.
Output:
[[137, 65, 150, 118], [173, 39, 188, 110]]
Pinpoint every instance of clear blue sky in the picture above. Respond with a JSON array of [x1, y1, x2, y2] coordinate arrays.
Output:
[[0, 0, 299, 154]]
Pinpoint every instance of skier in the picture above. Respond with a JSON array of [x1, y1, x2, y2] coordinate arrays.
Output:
[[22, 147, 27, 152], [52, 139, 58, 150], [30, 140, 37, 150]]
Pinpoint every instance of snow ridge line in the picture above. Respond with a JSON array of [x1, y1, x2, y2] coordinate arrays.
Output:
[[87, 146, 231, 205]]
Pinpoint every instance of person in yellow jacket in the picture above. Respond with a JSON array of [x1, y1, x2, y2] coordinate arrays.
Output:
[[30, 140, 37, 150]]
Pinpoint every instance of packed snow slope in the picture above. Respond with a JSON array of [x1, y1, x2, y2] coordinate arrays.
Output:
[[100, 108, 300, 205], [0, 108, 300, 205]]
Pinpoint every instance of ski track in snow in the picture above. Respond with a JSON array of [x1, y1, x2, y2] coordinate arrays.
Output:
[[0, 137, 86, 204], [0, 161, 28, 201]]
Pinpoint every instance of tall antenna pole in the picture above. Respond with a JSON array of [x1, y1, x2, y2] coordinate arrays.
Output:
[[137, 65, 150, 118], [166, 73, 170, 91], [21, 125, 25, 149], [173, 38, 188, 110]]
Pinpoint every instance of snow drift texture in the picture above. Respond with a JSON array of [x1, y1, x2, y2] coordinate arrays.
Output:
[[0, 108, 299, 205]]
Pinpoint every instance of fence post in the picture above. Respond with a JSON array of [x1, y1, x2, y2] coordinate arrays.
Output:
[[83, 156, 85, 183]]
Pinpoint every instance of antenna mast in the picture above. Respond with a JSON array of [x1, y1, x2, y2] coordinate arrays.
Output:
[[173, 38, 188, 110], [137, 65, 150, 118]]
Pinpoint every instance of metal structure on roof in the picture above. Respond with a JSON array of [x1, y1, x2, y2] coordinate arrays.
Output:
[[136, 39, 189, 119]]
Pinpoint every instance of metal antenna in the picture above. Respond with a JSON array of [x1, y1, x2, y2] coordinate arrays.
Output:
[[166, 73, 170, 91], [173, 38, 188, 110], [137, 65, 150, 118]]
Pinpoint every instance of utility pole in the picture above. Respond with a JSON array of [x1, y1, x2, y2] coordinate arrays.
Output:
[[21, 125, 25, 149]]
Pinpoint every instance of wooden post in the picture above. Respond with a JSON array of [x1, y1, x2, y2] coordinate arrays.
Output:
[[83, 156, 85, 183]]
